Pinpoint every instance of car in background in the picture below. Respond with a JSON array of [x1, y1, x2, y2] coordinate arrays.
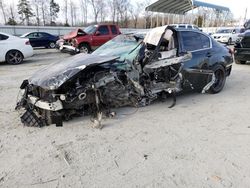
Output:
[[212, 28, 244, 45], [234, 20, 250, 64], [57, 24, 121, 54], [20, 32, 59, 48], [0, 32, 33, 65], [170, 24, 200, 30]]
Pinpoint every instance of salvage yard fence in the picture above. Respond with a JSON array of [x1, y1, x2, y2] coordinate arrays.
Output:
[[0, 25, 149, 36], [0, 25, 226, 36]]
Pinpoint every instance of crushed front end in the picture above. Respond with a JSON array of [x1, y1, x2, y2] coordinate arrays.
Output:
[[16, 80, 64, 127]]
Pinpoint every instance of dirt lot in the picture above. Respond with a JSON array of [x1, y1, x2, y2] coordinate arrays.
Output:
[[0, 49, 250, 188]]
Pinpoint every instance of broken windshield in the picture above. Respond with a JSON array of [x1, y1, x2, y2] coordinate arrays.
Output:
[[92, 34, 142, 61], [84, 25, 97, 34]]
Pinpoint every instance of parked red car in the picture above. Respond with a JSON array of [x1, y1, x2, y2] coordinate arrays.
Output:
[[57, 24, 121, 54]]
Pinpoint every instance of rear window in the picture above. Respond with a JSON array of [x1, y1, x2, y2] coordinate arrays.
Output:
[[0, 34, 9, 40], [110, 25, 118, 34]]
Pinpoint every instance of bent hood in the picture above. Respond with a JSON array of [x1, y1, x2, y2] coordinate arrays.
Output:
[[29, 53, 118, 90], [63, 28, 85, 40]]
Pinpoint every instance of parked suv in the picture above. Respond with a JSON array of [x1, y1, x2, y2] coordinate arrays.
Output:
[[234, 20, 250, 64], [58, 24, 121, 54]]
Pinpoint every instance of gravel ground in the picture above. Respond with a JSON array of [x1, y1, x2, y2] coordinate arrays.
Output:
[[0, 49, 250, 188]]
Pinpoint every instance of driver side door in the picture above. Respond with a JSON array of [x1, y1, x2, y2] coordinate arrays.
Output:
[[92, 25, 111, 48], [179, 31, 213, 90]]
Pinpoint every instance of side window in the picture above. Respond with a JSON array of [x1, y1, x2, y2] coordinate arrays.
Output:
[[38, 33, 47, 38], [0, 34, 9, 40], [28, 33, 39, 38], [110, 25, 118, 34], [181, 31, 202, 51], [200, 34, 210, 48], [181, 31, 210, 51], [98, 26, 109, 35], [187, 25, 192, 29]]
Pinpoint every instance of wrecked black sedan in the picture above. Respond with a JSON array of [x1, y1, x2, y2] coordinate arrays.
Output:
[[16, 26, 233, 127]]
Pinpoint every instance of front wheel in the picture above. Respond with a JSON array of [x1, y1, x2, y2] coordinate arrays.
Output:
[[5, 50, 24, 65], [209, 65, 226, 94], [79, 43, 90, 54]]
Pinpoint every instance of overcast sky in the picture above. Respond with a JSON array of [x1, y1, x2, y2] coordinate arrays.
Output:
[[0, 0, 249, 24]]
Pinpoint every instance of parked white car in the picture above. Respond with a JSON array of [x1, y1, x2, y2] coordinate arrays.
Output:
[[212, 28, 244, 44], [0, 32, 33, 64]]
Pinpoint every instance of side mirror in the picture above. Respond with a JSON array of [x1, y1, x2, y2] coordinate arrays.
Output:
[[95, 31, 101, 36], [232, 31, 236, 34]]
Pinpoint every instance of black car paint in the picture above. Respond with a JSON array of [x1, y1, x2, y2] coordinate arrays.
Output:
[[234, 31, 250, 63]]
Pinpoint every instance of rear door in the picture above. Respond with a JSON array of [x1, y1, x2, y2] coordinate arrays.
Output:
[[179, 31, 213, 90], [0, 34, 9, 61], [92, 25, 111, 48]]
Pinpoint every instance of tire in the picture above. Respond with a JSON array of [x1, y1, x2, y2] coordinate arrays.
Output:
[[227, 38, 232, 45], [49, 42, 56, 48], [235, 59, 246, 64], [79, 43, 90, 54], [209, 65, 226, 94], [5, 50, 24, 65]]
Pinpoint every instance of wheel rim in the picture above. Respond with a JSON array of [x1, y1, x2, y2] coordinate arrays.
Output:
[[8, 51, 22, 64], [80, 46, 89, 53], [50, 42, 56, 48], [213, 69, 224, 90]]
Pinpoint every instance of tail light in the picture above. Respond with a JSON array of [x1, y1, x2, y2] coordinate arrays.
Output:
[[25, 40, 30, 45]]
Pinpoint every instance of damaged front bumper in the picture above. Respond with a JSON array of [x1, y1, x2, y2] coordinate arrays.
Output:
[[16, 85, 65, 127], [59, 45, 80, 55]]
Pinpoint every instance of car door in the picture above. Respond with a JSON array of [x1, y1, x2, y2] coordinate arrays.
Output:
[[179, 31, 213, 90], [26, 32, 40, 47], [38, 33, 49, 47], [0, 34, 9, 61], [92, 25, 111, 48]]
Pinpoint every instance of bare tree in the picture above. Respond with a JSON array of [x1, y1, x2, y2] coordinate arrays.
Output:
[[70, 0, 76, 26], [0, 0, 7, 24], [89, 0, 102, 23], [64, 0, 69, 26], [141, 0, 153, 28], [79, 0, 88, 25], [109, 0, 117, 24], [129, 2, 142, 28], [33, 0, 40, 26], [116, 0, 131, 27], [40, 1, 49, 26]]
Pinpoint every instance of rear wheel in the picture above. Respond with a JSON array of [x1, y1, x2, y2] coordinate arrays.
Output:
[[49, 42, 56, 48], [5, 50, 23, 65], [79, 43, 90, 54], [209, 65, 226, 94]]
